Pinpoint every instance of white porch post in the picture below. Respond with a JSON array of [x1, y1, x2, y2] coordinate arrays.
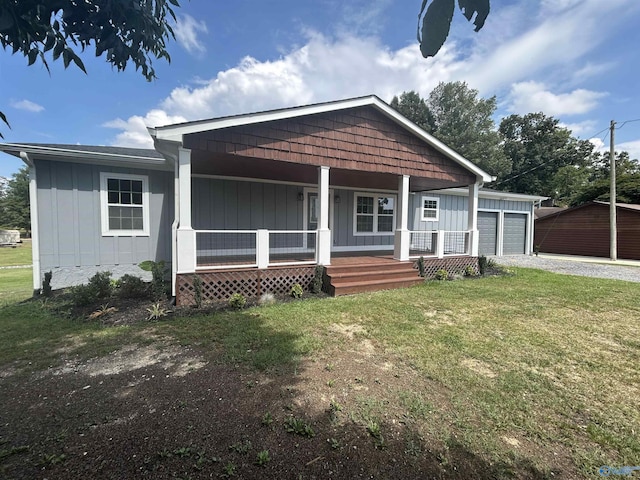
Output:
[[393, 174, 410, 261], [317, 166, 331, 265], [256, 230, 270, 268], [176, 147, 196, 273], [468, 181, 480, 256]]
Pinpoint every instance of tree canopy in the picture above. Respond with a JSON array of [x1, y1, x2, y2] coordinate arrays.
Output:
[[390, 91, 435, 134], [0, 0, 181, 136], [0, 167, 30, 232], [426, 81, 508, 176], [496, 113, 596, 199]]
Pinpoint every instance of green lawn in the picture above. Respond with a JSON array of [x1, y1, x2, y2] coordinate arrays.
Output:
[[1, 268, 639, 477], [0, 239, 32, 266]]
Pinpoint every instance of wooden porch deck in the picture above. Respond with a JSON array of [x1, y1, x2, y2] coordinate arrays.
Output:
[[179, 253, 479, 305]]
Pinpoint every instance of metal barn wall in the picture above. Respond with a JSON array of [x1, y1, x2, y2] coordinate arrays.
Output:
[[535, 203, 640, 260], [35, 159, 173, 288]]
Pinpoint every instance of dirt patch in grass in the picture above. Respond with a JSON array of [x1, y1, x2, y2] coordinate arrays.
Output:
[[0, 326, 573, 479]]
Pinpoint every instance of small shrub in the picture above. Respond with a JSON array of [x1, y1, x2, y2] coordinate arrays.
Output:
[[228, 293, 246, 310], [88, 271, 113, 299], [416, 256, 426, 277], [193, 274, 203, 308], [463, 265, 476, 277], [69, 283, 98, 307], [117, 274, 147, 298], [478, 255, 488, 276], [311, 265, 324, 294], [534, 244, 540, 256], [434, 269, 448, 281], [147, 302, 168, 320], [258, 293, 276, 306], [144, 260, 169, 300], [41, 271, 53, 297], [290, 283, 303, 299]]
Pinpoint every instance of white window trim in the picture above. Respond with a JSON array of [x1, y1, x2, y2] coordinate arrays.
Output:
[[100, 172, 150, 237], [352, 192, 396, 236], [421, 196, 440, 222]]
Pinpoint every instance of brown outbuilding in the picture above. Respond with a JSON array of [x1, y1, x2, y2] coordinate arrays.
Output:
[[534, 201, 640, 260]]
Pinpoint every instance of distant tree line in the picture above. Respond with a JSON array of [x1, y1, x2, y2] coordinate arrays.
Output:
[[390, 83, 640, 206], [0, 168, 30, 233]]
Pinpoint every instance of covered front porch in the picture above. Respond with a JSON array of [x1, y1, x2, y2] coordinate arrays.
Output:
[[148, 96, 493, 304]]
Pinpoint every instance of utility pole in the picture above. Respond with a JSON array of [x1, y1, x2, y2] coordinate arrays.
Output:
[[609, 120, 617, 261]]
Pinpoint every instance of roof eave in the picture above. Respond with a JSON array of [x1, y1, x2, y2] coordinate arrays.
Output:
[[0, 143, 170, 170]]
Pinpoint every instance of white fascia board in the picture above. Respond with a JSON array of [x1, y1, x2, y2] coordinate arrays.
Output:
[[147, 95, 495, 183], [149, 96, 380, 141], [370, 100, 495, 183], [427, 187, 548, 202], [0, 143, 171, 171]]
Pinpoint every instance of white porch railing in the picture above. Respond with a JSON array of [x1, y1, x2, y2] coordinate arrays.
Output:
[[194, 229, 317, 270], [409, 230, 470, 259]]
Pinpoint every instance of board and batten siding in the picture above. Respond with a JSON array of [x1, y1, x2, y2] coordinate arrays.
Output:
[[409, 194, 530, 231], [192, 177, 304, 230], [35, 159, 173, 288]]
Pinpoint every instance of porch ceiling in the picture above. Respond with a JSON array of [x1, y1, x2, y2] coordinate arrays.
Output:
[[191, 151, 472, 191]]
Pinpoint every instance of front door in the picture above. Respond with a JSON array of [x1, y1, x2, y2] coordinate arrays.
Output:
[[306, 191, 318, 248], [303, 188, 333, 249]]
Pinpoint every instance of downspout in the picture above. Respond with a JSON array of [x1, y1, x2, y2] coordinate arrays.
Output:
[[152, 139, 180, 299], [20, 152, 41, 295], [172, 158, 179, 298], [530, 200, 541, 255]]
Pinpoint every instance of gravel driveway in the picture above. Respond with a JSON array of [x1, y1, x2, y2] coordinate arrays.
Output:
[[492, 255, 640, 283]]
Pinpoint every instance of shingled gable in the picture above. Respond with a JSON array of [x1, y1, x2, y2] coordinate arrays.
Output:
[[150, 96, 493, 191]]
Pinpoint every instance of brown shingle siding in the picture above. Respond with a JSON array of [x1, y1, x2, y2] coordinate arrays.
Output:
[[186, 106, 476, 184]]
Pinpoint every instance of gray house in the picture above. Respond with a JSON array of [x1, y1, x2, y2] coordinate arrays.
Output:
[[0, 96, 544, 304]]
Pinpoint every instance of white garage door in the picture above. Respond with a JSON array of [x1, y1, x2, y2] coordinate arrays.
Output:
[[503, 213, 527, 255], [478, 211, 498, 255]]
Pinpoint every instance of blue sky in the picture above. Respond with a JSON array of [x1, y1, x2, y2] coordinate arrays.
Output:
[[1, 0, 640, 178]]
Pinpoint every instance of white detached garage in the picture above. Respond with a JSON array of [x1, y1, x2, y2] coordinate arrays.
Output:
[[424, 188, 546, 256]]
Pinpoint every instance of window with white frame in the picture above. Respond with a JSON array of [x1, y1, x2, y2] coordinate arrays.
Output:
[[100, 172, 150, 236], [421, 196, 439, 222], [354, 193, 396, 235]]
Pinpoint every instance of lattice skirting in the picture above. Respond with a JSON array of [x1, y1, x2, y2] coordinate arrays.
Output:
[[177, 266, 316, 306], [419, 256, 479, 278]]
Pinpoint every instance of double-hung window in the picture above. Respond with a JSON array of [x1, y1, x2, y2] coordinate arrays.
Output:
[[100, 172, 150, 236], [354, 193, 396, 235], [421, 196, 439, 222]]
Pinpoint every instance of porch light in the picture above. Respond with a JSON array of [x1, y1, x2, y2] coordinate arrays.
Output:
[[297, 192, 304, 202], [334, 194, 341, 204]]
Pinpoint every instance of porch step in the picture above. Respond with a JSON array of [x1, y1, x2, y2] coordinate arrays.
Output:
[[325, 261, 422, 296]]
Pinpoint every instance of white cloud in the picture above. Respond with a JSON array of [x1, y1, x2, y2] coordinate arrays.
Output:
[[103, 110, 187, 148], [174, 14, 208, 55], [561, 120, 598, 137], [11, 99, 44, 113], [618, 140, 640, 160], [159, 33, 457, 121], [105, 0, 636, 146], [506, 81, 607, 116]]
